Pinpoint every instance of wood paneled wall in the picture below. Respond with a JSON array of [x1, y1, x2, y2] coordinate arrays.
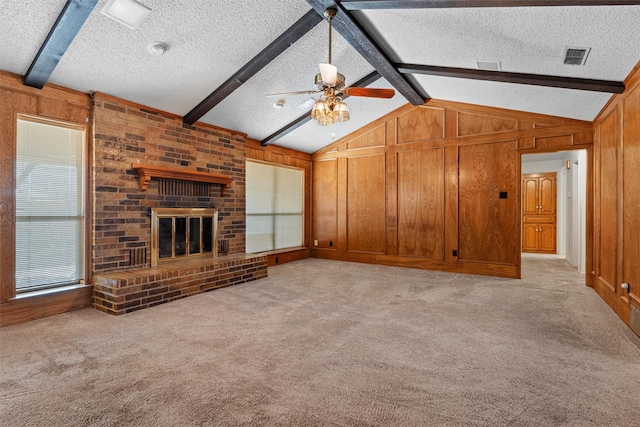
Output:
[[311, 99, 594, 278], [0, 71, 92, 325], [397, 148, 444, 259], [591, 61, 640, 331], [245, 139, 312, 266], [458, 141, 520, 265]]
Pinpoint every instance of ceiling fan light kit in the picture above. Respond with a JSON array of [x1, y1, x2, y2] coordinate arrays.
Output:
[[267, 7, 395, 128], [311, 91, 350, 126]]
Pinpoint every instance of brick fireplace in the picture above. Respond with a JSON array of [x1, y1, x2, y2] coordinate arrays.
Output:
[[90, 93, 267, 315]]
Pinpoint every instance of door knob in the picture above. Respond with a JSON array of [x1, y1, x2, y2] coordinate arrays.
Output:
[[621, 283, 630, 291]]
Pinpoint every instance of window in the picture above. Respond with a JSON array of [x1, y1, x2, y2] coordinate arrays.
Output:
[[246, 161, 303, 253], [15, 118, 85, 291]]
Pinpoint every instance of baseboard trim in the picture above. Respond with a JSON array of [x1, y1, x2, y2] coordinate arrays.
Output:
[[0, 285, 92, 327]]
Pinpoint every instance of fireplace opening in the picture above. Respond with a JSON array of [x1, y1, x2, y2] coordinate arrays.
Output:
[[151, 208, 218, 266]]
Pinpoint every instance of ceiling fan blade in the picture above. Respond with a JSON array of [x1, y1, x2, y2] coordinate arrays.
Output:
[[266, 90, 320, 98], [319, 63, 338, 86], [342, 87, 395, 99]]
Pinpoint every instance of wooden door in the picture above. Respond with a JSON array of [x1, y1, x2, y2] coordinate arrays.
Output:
[[522, 223, 540, 252], [539, 176, 557, 215], [522, 173, 557, 253], [539, 224, 557, 253], [522, 177, 539, 215]]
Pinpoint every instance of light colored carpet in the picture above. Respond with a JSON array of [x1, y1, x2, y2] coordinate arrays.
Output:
[[1, 256, 639, 426]]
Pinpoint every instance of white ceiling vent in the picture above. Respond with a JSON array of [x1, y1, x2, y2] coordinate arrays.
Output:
[[476, 60, 502, 71], [563, 47, 591, 66]]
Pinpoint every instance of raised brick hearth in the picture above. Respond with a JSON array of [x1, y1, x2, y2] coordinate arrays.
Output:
[[93, 254, 267, 315]]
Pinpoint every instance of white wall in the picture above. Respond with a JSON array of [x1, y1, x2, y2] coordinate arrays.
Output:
[[565, 158, 576, 264], [567, 150, 587, 273]]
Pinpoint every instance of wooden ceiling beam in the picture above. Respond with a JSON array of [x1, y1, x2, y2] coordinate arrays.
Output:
[[24, 0, 99, 89], [260, 114, 313, 147], [395, 63, 626, 93], [261, 71, 382, 146], [183, 10, 323, 125], [306, 0, 426, 105], [339, 0, 640, 10]]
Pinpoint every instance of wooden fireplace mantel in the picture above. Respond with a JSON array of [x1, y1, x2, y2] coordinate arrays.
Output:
[[132, 164, 233, 196]]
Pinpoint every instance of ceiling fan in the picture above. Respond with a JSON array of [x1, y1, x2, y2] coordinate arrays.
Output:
[[267, 8, 395, 126]]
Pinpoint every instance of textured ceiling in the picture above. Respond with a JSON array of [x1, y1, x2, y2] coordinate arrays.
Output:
[[198, 21, 376, 141], [356, 6, 640, 80], [1, 1, 640, 154]]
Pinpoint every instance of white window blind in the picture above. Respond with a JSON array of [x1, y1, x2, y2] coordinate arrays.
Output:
[[15, 119, 85, 291], [246, 161, 303, 253]]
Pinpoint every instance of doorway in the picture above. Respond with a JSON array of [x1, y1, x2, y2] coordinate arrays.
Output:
[[521, 150, 587, 274]]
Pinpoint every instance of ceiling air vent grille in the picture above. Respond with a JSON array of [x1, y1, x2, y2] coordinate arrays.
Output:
[[563, 47, 591, 66]]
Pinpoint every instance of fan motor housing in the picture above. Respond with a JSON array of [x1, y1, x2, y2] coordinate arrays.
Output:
[[315, 72, 345, 91]]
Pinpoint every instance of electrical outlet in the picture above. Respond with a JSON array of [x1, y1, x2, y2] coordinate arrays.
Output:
[[314, 240, 318, 246]]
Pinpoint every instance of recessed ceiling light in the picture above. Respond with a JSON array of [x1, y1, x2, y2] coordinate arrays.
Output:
[[101, 0, 151, 29]]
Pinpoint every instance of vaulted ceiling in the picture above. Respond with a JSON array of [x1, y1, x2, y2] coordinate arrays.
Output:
[[2, 0, 639, 153]]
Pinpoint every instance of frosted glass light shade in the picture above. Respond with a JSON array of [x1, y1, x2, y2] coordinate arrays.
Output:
[[319, 63, 338, 86], [318, 115, 335, 126], [311, 100, 330, 120], [333, 101, 350, 122]]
